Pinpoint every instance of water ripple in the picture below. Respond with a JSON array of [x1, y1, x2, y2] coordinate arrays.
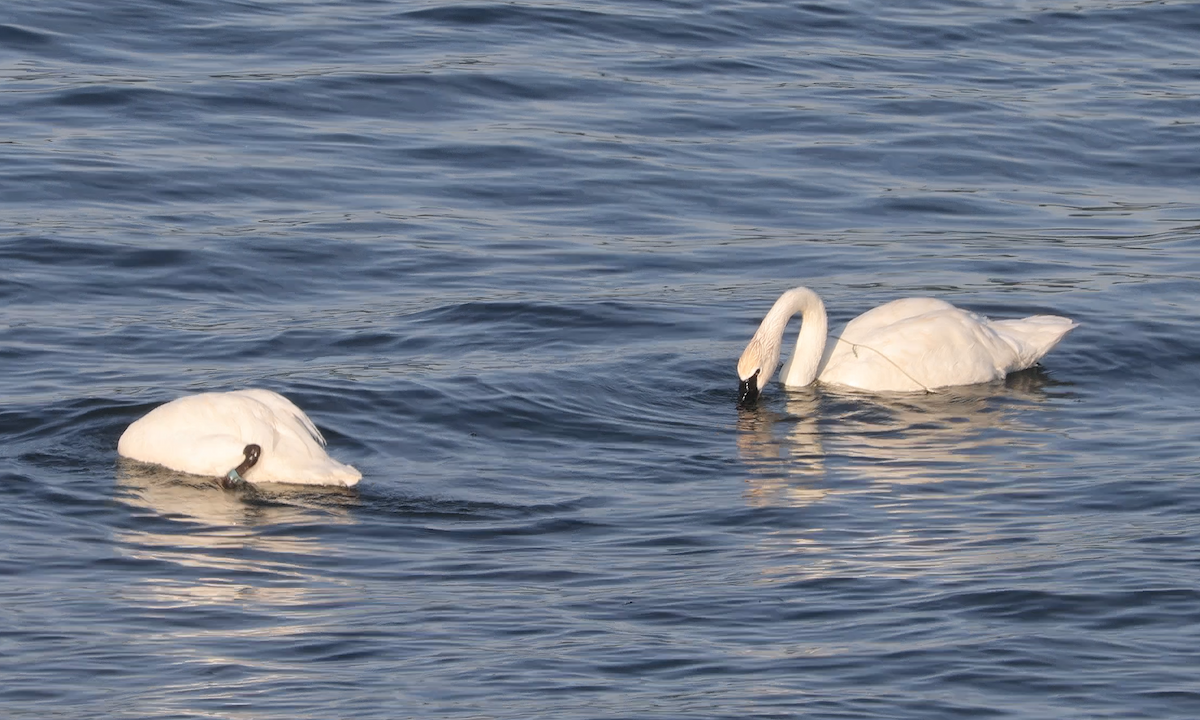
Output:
[[3, 0, 1200, 718]]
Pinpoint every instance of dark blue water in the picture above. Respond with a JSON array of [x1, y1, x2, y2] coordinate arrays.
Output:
[[4, 1, 1200, 717]]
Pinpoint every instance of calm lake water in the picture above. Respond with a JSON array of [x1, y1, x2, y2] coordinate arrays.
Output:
[[3, 1, 1200, 718]]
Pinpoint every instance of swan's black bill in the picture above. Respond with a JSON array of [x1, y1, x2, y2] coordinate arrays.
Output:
[[738, 370, 760, 407], [222, 443, 262, 489]]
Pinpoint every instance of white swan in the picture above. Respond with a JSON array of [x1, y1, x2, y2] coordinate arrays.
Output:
[[118, 389, 361, 487], [737, 287, 1077, 403]]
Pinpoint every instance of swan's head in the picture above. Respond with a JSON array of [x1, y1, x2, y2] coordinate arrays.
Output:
[[737, 332, 781, 406]]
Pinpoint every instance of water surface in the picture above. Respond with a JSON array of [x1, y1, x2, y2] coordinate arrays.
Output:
[[3, 1, 1200, 718]]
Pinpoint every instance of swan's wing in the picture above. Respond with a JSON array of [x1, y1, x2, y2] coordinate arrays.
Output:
[[118, 391, 282, 475], [229, 389, 327, 446], [823, 306, 1018, 391], [226, 390, 360, 484], [837, 297, 959, 344]]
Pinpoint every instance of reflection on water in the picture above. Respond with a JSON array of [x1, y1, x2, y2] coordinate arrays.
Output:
[[115, 459, 358, 529], [109, 463, 358, 720], [113, 460, 358, 607], [739, 369, 1071, 584], [737, 390, 828, 508], [737, 368, 1066, 505]]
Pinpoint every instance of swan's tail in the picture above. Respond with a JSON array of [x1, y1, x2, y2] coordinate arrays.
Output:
[[991, 315, 1078, 371], [283, 455, 362, 487], [326, 461, 362, 488]]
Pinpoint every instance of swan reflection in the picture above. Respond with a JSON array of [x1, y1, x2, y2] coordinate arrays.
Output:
[[114, 459, 358, 607], [738, 368, 1066, 505], [738, 369, 1070, 585], [737, 390, 827, 507]]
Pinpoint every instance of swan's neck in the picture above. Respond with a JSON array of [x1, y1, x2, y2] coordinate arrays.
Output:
[[773, 287, 828, 387]]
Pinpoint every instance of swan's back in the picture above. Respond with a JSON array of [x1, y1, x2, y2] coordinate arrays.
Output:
[[118, 389, 361, 486], [820, 299, 1077, 392]]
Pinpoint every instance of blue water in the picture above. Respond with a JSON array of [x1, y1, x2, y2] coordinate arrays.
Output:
[[3, 1, 1200, 717]]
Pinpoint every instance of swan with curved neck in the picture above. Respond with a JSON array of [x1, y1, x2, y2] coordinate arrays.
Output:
[[118, 389, 361, 487], [737, 287, 1076, 404]]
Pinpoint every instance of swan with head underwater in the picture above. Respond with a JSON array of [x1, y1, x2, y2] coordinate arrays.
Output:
[[118, 389, 361, 488], [737, 286, 1077, 405]]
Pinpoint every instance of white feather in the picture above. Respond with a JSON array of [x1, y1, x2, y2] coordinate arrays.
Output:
[[739, 287, 1077, 394], [118, 389, 361, 487]]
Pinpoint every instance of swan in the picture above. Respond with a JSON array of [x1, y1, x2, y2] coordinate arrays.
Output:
[[737, 287, 1077, 404], [118, 389, 361, 487]]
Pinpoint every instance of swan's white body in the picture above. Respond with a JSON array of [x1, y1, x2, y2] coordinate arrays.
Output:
[[738, 287, 1076, 397], [118, 389, 361, 487]]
